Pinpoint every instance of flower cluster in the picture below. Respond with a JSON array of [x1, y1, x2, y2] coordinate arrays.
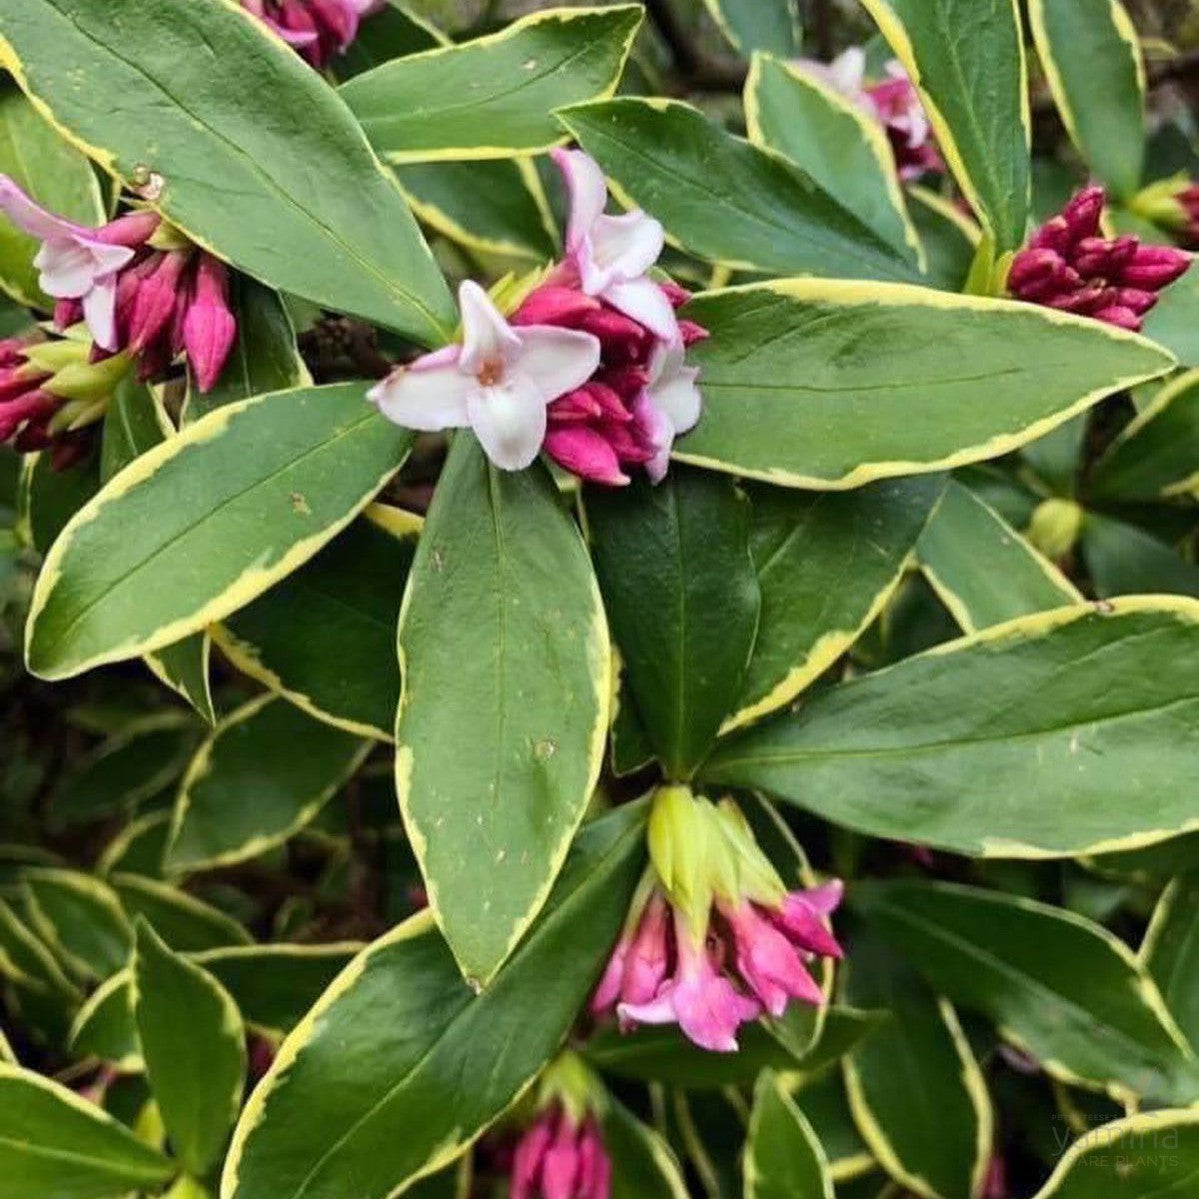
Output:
[[0, 337, 130, 467], [240, 0, 382, 66], [795, 47, 943, 180], [1007, 186, 1191, 332], [509, 1053, 610, 1199], [0, 178, 237, 393], [592, 786, 843, 1053], [369, 149, 705, 486]]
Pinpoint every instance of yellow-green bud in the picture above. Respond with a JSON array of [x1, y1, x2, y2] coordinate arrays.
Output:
[[647, 784, 713, 942], [1128, 174, 1190, 231], [1026, 498, 1084, 560], [44, 352, 133, 403]]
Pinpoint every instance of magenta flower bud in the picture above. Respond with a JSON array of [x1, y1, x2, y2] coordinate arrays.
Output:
[[658, 279, 692, 309], [1113, 287, 1159, 316], [92, 209, 161, 248], [53, 297, 85, 332], [127, 250, 190, 352], [678, 319, 709, 347], [512, 284, 601, 329], [721, 900, 825, 1017], [1062, 185, 1106, 241], [511, 1106, 611, 1199], [0, 338, 24, 368], [544, 425, 629, 486], [1120, 244, 1192, 289], [183, 256, 238, 393], [1072, 234, 1136, 277], [619, 890, 671, 1008], [1092, 304, 1142, 331], [770, 881, 845, 960], [1007, 248, 1074, 302], [0, 387, 57, 442]]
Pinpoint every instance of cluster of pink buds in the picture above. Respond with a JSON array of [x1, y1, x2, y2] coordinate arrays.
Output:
[[509, 1053, 611, 1199], [0, 336, 130, 468], [592, 786, 843, 1053], [1007, 186, 1191, 331], [240, 0, 382, 67], [795, 48, 943, 180], [0, 177, 237, 394], [369, 150, 706, 486]]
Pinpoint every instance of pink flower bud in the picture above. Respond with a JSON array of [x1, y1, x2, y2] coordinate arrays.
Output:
[[1120, 244, 1192, 289], [182, 256, 237, 393], [127, 250, 190, 352], [92, 209, 161, 248], [543, 425, 629, 486], [1062, 185, 1106, 241], [512, 285, 602, 329]]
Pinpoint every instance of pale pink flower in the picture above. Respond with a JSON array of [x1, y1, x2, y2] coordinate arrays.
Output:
[[369, 280, 601, 471]]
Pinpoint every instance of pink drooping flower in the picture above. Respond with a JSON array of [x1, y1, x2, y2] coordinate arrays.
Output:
[[0, 336, 131, 467], [793, 48, 943, 180], [240, 0, 383, 67], [511, 1104, 610, 1199], [0, 178, 238, 391], [1008, 186, 1191, 331], [592, 788, 843, 1053]]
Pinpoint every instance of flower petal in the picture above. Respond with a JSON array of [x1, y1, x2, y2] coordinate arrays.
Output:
[[601, 276, 679, 342], [34, 239, 102, 298], [653, 365, 702, 436], [0, 176, 87, 242], [512, 326, 601, 401], [552, 147, 609, 253], [467, 373, 548, 470], [367, 352, 472, 431], [584, 211, 665, 290], [458, 279, 521, 374], [81, 276, 120, 352]]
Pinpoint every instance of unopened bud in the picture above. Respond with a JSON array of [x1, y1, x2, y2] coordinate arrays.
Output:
[[1026, 498, 1084, 560]]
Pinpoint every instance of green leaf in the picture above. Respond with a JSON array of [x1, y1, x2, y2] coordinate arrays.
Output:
[[0, 1029, 13, 1064], [918, 479, 1080, 633], [559, 100, 921, 282], [906, 187, 979, 291], [17, 443, 100, 556], [341, 6, 642, 162], [23, 868, 133, 981], [857, 880, 1199, 1105], [0, 1063, 173, 1199], [182, 278, 308, 426], [702, 599, 1199, 858], [702, 0, 799, 56], [97, 810, 171, 879], [0, 79, 104, 308], [51, 717, 195, 828], [842, 930, 991, 1199], [1081, 514, 1199, 600], [586, 469, 759, 779], [70, 973, 140, 1068], [167, 695, 369, 874], [586, 1022, 805, 1091], [134, 922, 246, 1176], [728, 476, 942, 732], [1141, 268, 1199, 365], [744, 1071, 834, 1199], [220, 804, 646, 1199], [1142, 868, 1199, 1053], [72, 943, 363, 1062], [394, 159, 558, 261], [0, 0, 454, 344], [81, 428, 212, 722], [1091, 370, 1199, 501], [25, 383, 414, 680], [110, 873, 251, 952], [0, 895, 79, 999], [676, 282, 1174, 488], [603, 1099, 690, 1199], [1031, 1110, 1199, 1198], [860, 0, 1030, 252], [745, 55, 921, 267], [396, 434, 609, 985], [218, 506, 420, 740], [1028, 0, 1145, 200], [792, 1072, 874, 1181]]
